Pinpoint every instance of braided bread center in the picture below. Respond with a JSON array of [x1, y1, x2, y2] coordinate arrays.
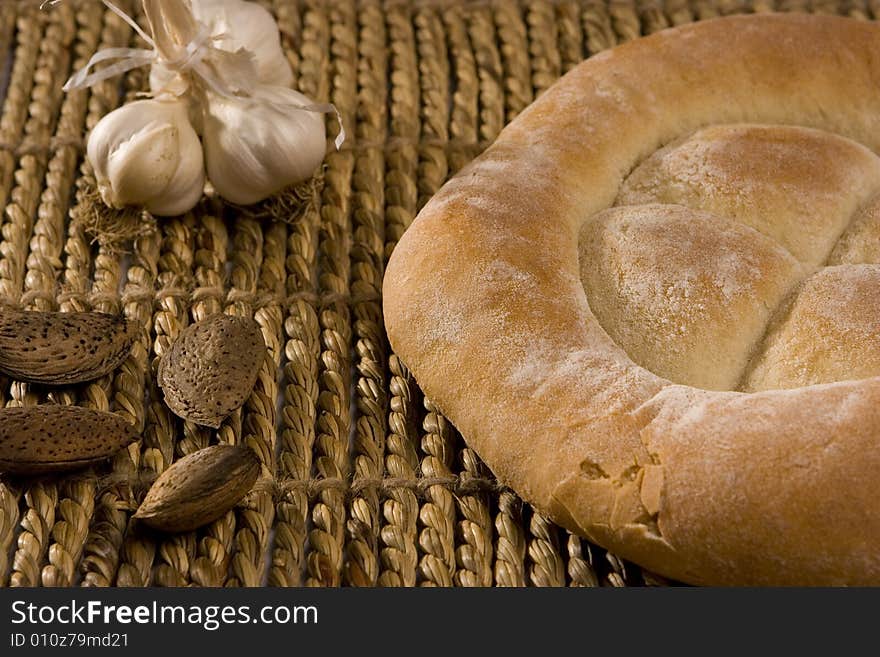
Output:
[[579, 124, 880, 392]]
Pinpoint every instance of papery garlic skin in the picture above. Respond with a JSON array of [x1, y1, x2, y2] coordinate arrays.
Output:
[[202, 86, 326, 205], [149, 64, 191, 100], [87, 99, 205, 216], [142, 117, 206, 216], [149, 0, 294, 99], [190, 0, 293, 87]]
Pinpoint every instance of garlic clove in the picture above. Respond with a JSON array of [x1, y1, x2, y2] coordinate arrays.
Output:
[[105, 122, 177, 207], [202, 86, 326, 206], [87, 99, 205, 217], [144, 121, 206, 216], [190, 0, 293, 88]]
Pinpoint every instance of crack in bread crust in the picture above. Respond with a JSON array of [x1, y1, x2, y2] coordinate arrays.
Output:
[[383, 14, 880, 585]]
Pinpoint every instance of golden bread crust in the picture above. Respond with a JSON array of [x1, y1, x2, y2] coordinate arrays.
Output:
[[382, 14, 880, 585]]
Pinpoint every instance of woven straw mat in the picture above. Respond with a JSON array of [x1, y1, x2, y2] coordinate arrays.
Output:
[[0, 0, 859, 588]]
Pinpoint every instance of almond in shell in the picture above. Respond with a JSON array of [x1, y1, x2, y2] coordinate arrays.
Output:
[[0, 309, 137, 385], [133, 444, 261, 532], [158, 314, 265, 428], [0, 405, 139, 475]]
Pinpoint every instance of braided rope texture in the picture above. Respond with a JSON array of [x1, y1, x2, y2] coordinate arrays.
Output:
[[0, 0, 854, 588]]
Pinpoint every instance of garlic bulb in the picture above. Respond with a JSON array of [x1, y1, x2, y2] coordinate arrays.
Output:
[[67, 0, 337, 215], [202, 86, 326, 205], [87, 99, 205, 216], [149, 0, 293, 99]]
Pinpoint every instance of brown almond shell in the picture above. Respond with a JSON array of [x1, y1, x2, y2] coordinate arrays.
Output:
[[157, 314, 265, 428], [0, 405, 139, 475], [133, 444, 261, 532], [0, 310, 138, 385]]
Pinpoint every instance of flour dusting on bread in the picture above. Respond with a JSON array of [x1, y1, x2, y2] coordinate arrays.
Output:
[[383, 14, 880, 585]]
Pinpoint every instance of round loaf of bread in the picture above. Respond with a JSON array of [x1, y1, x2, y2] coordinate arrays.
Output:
[[383, 13, 880, 585]]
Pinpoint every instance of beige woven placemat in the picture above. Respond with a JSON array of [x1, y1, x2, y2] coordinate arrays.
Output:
[[0, 0, 864, 588]]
